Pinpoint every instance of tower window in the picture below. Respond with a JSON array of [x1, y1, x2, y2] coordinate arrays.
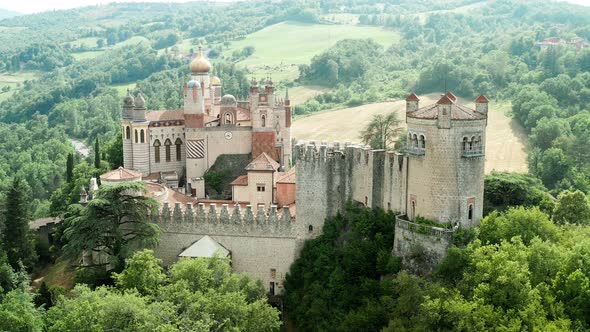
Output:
[[165, 139, 171, 162], [140, 129, 145, 143], [468, 204, 474, 221], [257, 184, 266, 192], [125, 126, 130, 140], [225, 112, 232, 124], [261, 115, 266, 127], [175, 138, 182, 161], [308, 225, 313, 233], [154, 140, 161, 163], [419, 135, 425, 149], [134, 130, 138, 143]]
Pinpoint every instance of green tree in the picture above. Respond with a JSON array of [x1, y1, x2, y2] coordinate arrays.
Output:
[[478, 207, 558, 245], [113, 249, 166, 297], [0, 290, 44, 332], [553, 190, 590, 225], [62, 182, 160, 271], [359, 112, 404, 150], [2, 177, 37, 270], [66, 153, 74, 183]]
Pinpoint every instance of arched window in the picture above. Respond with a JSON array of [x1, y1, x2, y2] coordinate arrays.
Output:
[[125, 126, 130, 140], [412, 134, 418, 148], [225, 113, 232, 124], [140, 129, 145, 143], [175, 138, 182, 161], [135, 130, 138, 143], [154, 140, 161, 163], [476, 136, 482, 152], [469, 136, 475, 150], [165, 139, 172, 162], [262, 115, 266, 127], [419, 135, 425, 149], [468, 204, 474, 221], [462, 137, 468, 152], [308, 225, 313, 233]]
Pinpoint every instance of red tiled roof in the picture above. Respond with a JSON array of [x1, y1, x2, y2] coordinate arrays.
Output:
[[100, 167, 142, 181], [437, 94, 454, 105], [475, 95, 489, 103], [405, 93, 420, 101], [246, 152, 280, 171], [146, 110, 184, 122], [230, 175, 248, 186], [407, 103, 487, 120], [276, 168, 296, 184], [445, 92, 457, 102]]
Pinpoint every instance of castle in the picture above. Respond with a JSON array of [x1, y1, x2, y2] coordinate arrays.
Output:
[[121, 46, 292, 204], [111, 49, 489, 292]]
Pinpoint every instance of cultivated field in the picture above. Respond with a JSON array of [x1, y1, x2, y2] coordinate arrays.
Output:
[[0, 71, 39, 102], [292, 94, 529, 174], [224, 21, 399, 81]]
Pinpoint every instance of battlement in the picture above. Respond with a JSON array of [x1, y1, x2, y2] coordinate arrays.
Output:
[[293, 141, 405, 167], [153, 202, 297, 238]]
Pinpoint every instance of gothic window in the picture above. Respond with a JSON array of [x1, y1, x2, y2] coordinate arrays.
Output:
[[154, 140, 161, 163], [225, 112, 232, 124], [134, 130, 138, 143], [125, 126, 130, 140], [419, 135, 425, 149], [469, 136, 475, 150], [140, 129, 145, 143], [175, 138, 182, 161], [165, 139, 171, 162], [262, 115, 266, 127], [462, 137, 468, 152], [468, 204, 474, 221], [412, 134, 418, 148]]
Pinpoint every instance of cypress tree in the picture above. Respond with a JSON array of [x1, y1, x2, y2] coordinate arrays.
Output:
[[95, 138, 102, 186], [94, 138, 100, 169], [2, 177, 37, 270], [66, 153, 74, 183]]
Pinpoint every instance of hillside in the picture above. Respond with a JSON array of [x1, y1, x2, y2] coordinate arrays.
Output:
[[292, 94, 529, 174], [0, 8, 21, 20]]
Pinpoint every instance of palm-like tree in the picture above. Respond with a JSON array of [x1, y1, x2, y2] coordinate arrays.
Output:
[[359, 112, 404, 150]]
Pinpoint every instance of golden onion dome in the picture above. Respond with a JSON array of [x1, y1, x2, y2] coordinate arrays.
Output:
[[210, 76, 221, 85], [190, 47, 211, 73]]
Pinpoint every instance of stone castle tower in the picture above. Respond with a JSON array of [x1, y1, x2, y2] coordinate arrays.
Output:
[[404, 92, 487, 228]]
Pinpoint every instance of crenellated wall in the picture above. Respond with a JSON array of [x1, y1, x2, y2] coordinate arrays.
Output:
[[294, 141, 408, 236], [153, 202, 301, 292]]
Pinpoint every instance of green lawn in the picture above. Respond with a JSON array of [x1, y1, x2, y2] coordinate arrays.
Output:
[[0, 71, 40, 101], [111, 82, 137, 96], [114, 36, 150, 48], [223, 21, 399, 81], [66, 36, 101, 49], [72, 51, 105, 60]]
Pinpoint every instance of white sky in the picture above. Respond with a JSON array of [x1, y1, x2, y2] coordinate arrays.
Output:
[[0, 0, 588, 15], [0, 0, 202, 14]]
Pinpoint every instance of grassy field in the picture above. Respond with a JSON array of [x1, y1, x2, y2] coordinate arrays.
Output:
[[111, 82, 137, 96], [292, 94, 528, 174], [72, 50, 105, 60], [0, 71, 40, 102], [288, 85, 331, 105], [224, 21, 399, 81]]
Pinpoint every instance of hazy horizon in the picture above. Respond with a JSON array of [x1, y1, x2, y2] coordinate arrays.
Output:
[[1, 0, 589, 15]]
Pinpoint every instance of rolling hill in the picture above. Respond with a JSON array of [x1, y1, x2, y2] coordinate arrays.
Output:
[[292, 94, 528, 174]]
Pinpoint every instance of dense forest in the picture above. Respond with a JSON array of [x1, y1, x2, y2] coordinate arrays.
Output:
[[0, 0, 590, 330]]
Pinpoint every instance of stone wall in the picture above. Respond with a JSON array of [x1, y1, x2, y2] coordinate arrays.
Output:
[[392, 216, 455, 275], [152, 202, 300, 291]]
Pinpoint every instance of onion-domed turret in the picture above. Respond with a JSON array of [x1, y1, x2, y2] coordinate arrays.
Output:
[[134, 90, 146, 109], [123, 88, 135, 107], [210, 76, 221, 86], [220, 94, 237, 107], [190, 46, 211, 74]]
